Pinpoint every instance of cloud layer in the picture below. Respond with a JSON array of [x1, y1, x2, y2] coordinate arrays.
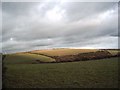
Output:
[[2, 2, 118, 53]]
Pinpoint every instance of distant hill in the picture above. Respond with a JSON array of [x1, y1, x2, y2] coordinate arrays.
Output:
[[29, 48, 99, 56]]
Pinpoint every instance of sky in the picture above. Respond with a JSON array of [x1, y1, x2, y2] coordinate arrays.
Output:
[[1, 1, 119, 53]]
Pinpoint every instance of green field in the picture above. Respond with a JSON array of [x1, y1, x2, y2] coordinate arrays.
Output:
[[3, 57, 118, 88], [107, 50, 119, 56], [4, 53, 55, 64]]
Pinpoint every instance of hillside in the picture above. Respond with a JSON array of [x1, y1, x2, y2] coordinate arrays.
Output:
[[29, 48, 99, 56], [3, 49, 119, 88], [3, 53, 55, 64], [3, 49, 119, 63], [3, 57, 118, 88]]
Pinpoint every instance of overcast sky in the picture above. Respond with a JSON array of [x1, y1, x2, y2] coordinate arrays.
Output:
[[2, 1, 118, 53]]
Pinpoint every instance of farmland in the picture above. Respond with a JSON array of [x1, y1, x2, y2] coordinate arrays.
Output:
[[4, 53, 55, 64], [2, 49, 119, 88], [29, 49, 119, 62], [107, 49, 119, 56], [29, 49, 99, 56]]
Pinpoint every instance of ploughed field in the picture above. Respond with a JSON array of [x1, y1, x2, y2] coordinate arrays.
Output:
[[3, 49, 119, 88]]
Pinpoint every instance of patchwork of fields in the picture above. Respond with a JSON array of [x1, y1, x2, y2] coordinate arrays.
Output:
[[29, 49, 99, 56], [2, 49, 119, 88]]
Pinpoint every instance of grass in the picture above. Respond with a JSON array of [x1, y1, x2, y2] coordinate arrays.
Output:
[[30, 49, 99, 56], [4, 53, 55, 64], [107, 50, 119, 56], [3, 57, 118, 88]]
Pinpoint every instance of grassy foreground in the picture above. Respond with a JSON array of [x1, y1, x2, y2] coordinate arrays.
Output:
[[3, 57, 118, 88]]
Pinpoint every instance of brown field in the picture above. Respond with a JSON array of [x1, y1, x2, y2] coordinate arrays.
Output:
[[29, 48, 99, 56]]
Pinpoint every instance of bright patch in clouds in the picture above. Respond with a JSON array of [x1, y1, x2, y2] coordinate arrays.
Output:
[[45, 6, 65, 22], [98, 9, 115, 20], [10, 38, 13, 41]]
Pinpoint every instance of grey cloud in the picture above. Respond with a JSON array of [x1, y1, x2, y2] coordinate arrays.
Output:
[[61, 2, 117, 22], [2, 2, 118, 53]]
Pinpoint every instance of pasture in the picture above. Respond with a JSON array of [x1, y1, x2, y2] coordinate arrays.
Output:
[[3, 57, 118, 88], [107, 49, 119, 56], [4, 53, 55, 64], [3, 49, 119, 88]]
